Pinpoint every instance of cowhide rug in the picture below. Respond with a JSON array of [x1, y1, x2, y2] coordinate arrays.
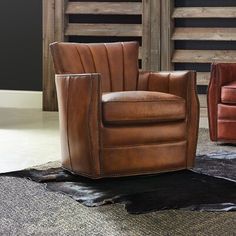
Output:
[[1, 152, 236, 214]]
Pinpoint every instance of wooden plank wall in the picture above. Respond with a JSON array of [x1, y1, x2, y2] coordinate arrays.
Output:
[[43, 0, 236, 111], [43, 0, 161, 111], [43, 0, 66, 111], [163, 0, 236, 110]]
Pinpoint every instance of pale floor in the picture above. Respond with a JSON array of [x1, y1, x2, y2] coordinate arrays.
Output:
[[0, 108, 209, 173]]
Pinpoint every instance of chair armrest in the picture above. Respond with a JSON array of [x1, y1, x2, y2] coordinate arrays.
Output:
[[138, 70, 199, 167], [55, 73, 102, 176], [207, 63, 236, 141], [138, 70, 197, 100]]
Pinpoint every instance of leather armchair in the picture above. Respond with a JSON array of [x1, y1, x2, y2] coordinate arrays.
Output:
[[50, 41, 199, 178], [208, 63, 236, 142]]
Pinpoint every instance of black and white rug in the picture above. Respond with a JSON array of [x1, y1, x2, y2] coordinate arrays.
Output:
[[2, 151, 236, 214]]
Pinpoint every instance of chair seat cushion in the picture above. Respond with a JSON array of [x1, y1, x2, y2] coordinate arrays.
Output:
[[221, 81, 236, 104], [102, 91, 186, 125]]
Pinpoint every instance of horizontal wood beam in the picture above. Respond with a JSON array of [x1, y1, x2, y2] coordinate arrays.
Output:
[[172, 28, 236, 41], [65, 23, 142, 37], [66, 2, 142, 15], [172, 50, 236, 63], [173, 7, 236, 18]]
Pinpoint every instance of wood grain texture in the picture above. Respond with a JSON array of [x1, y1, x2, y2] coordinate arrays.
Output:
[[172, 50, 236, 63], [161, 0, 174, 70], [66, 2, 142, 15], [43, 0, 58, 111], [65, 23, 142, 36], [173, 7, 236, 18], [172, 28, 236, 41], [142, 0, 161, 71], [142, 0, 151, 70], [150, 0, 161, 71]]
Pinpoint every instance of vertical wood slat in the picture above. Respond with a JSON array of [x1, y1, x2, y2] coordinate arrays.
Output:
[[150, 0, 161, 71], [43, 0, 66, 111], [142, 0, 151, 70], [43, 0, 162, 110], [142, 0, 161, 71], [43, 0, 57, 111], [161, 0, 174, 71]]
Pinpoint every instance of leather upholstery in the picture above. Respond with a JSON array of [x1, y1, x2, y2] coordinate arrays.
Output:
[[208, 63, 236, 142], [50, 41, 199, 178], [102, 91, 186, 125], [50, 41, 139, 92], [221, 81, 236, 104]]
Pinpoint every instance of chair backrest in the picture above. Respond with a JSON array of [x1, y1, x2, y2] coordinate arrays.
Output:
[[50, 41, 139, 92]]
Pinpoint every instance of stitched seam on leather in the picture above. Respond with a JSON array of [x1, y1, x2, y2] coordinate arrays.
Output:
[[87, 76, 96, 174], [104, 117, 185, 123], [168, 73, 170, 93], [207, 63, 217, 140], [87, 45, 97, 73], [103, 140, 186, 148], [86, 45, 96, 72], [104, 44, 113, 92], [135, 46, 139, 90], [52, 43, 65, 74], [97, 77, 103, 175], [185, 72, 191, 167], [121, 42, 125, 91], [74, 45, 85, 73], [103, 99, 184, 103], [102, 140, 187, 149], [216, 65, 220, 139], [67, 77, 73, 172]]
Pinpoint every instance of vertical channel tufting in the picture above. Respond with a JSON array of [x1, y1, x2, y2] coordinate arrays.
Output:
[[122, 42, 139, 91], [105, 43, 123, 92], [75, 45, 85, 73], [88, 44, 111, 92], [121, 43, 125, 91], [56, 43, 85, 74], [104, 44, 113, 91], [121, 42, 125, 91], [78, 44, 96, 73]]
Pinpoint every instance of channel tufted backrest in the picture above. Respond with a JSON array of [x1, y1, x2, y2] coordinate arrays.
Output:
[[50, 41, 139, 92]]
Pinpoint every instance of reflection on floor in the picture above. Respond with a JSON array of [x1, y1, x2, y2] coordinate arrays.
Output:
[[0, 108, 60, 173], [0, 108, 209, 173]]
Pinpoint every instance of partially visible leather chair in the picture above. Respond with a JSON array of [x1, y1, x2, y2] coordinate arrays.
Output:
[[208, 63, 236, 142], [50, 41, 199, 179]]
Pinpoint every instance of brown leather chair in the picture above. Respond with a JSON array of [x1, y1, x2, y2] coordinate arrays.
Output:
[[208, 63, 236, 142], [50, 41, 199, 179]]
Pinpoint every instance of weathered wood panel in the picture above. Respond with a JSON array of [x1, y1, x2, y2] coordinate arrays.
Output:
[[65, 23, 142, 37], [150, 0, 161, 71], [43, 0, 57, 111], [173, 7, 236, 18], [173, 50, 236, 63], [66, 2, 142, 15], [172, 28, 236, 41], [161, 0, 174, 70], [142, 0, 151, 70], [142, 0, 161, 71]]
